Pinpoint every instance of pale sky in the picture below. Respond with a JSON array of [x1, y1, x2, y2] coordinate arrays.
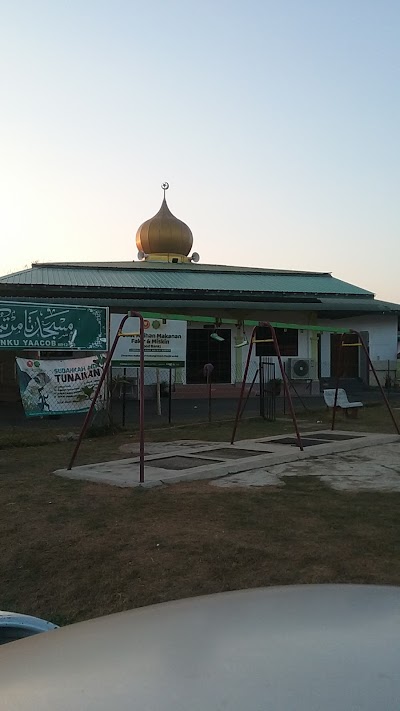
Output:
[[1, 1, 399, 302]]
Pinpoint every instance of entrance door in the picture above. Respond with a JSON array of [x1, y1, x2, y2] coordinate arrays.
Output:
[[186, 329, 231, 383], [330, 333, 360, 377]]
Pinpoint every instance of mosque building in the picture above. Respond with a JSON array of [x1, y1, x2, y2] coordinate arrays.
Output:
[[0, 184, 399, 399]]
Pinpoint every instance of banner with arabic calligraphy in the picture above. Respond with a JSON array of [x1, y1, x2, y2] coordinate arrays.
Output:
[[0, 301, 108, 351], [16, 355, 107, 417]]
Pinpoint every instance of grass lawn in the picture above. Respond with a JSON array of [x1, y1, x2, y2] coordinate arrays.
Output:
[[0, 403, 399, 626]]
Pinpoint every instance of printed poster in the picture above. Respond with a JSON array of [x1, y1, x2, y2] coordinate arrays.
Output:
[[16, 354, 106, 417], [110, 315, 187, 367]]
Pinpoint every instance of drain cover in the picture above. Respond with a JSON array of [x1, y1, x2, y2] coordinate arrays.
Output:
[[150, 456, 222, 470], [269, 437, 329, 447], [202, 448, 272, 459]]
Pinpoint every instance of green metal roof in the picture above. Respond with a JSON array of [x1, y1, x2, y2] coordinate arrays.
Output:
[[0, 262, 374, 297], [3, 295, 398, 316]]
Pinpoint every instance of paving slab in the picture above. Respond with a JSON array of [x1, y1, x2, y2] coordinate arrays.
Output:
[[213, 441, 400, 492], [54, 430, 400, 490]]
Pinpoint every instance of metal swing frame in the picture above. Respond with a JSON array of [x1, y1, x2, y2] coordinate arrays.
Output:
[[67, 311, 146, 482], [331, 330, 400, 434], [231, 323, 400, 449], [66, 313, 399, 473], [231, 322, 304, 449]]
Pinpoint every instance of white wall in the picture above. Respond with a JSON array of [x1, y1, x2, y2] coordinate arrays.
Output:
[[319, 332, 331, 377], [142, 313, 398, 386]]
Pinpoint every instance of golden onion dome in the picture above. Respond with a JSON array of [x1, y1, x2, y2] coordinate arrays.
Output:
[[136, 184, 193, 258]]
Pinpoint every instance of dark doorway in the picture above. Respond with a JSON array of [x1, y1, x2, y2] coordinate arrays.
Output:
[[330, 333, 360, 377], [186, 329, 231, 383]]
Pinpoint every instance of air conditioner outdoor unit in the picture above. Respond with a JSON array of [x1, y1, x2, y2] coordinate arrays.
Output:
[[286, 358, 316, 380]]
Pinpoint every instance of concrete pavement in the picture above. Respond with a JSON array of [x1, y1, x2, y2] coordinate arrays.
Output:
[[55, 430, 400, 492]]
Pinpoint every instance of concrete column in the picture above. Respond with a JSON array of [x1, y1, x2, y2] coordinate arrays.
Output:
[[175, 366, 184, 384], [234, 328, 243, 384], [320, 332, 331, 377]]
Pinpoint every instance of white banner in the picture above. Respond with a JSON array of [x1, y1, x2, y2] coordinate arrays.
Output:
[[110, 316, 187, 367], [16, 355, 106, 417]]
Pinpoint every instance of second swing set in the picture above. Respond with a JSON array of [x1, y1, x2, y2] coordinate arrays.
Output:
[[231, 322, 400, 448]]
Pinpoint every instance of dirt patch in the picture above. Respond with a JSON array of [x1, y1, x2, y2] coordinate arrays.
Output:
[[1, 431, 400, 626], [0, 405, 399, 626]]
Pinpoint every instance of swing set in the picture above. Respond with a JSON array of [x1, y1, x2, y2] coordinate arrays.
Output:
[[66, 310, 400, 482], [231, 322, 400, 449]]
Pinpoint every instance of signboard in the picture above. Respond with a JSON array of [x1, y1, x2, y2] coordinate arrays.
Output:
[[110, 315, 186, 367], [16, 354, 106, 417], [0, 301, 108, 351]]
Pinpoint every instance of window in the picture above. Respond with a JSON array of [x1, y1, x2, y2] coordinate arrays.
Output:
[[255, 327, 298, 357]]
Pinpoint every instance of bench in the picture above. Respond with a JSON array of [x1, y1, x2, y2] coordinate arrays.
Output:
[[323, 388, 364, 418]]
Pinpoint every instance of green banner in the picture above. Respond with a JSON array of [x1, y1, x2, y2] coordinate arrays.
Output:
[[0, 301, 108, 351]]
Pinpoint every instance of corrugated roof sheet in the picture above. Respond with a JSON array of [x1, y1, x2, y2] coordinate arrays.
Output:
[[0, 263, 374, 296]]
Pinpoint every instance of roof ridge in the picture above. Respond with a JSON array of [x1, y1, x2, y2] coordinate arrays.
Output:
[[32, 261, 330, 277], [1, 267, 35, 279]]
